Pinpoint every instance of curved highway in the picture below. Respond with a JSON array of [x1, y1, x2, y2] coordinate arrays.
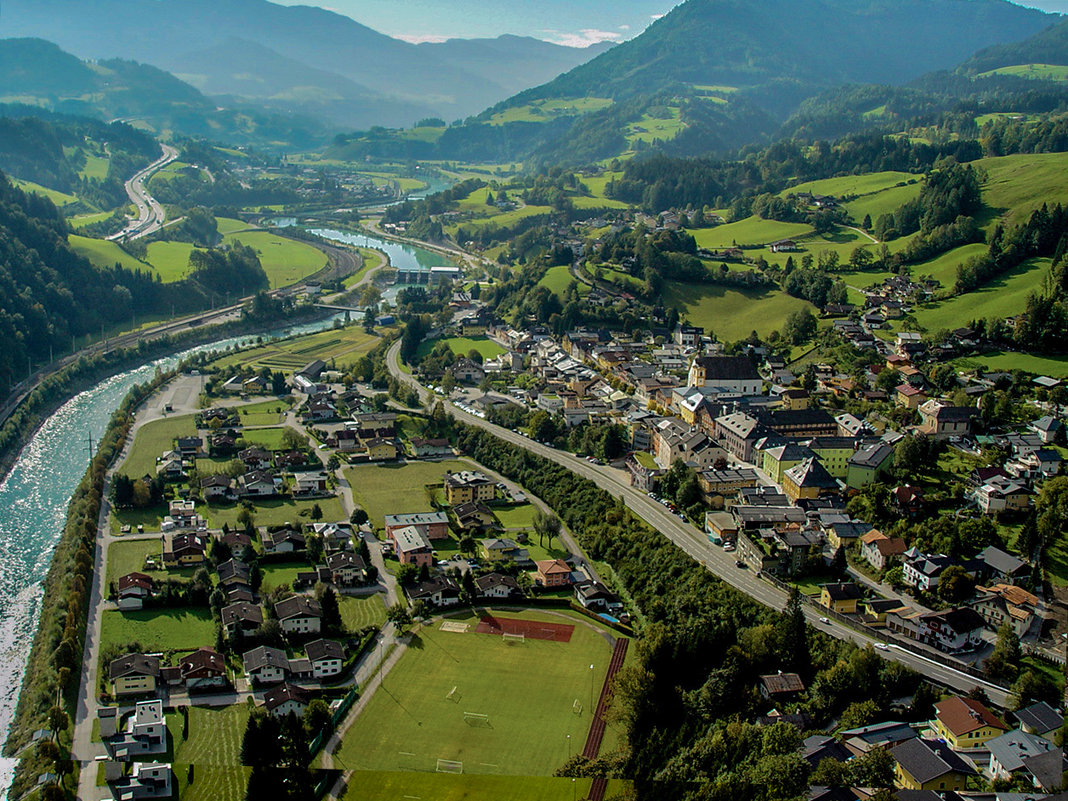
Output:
[[386, 340, 1009, 706], [107, 144, 179, 242]]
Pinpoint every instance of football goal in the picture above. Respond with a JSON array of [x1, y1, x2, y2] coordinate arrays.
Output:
[[436, 759, 464, 774], [463, 712, 491, 727], [572, 699, 583, 716], [502, 632, 525, 645], [445, 686, 461, 703]]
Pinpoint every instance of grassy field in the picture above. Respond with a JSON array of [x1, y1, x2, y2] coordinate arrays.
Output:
[[13, 179, 80, 206], [79, 154, 110, 181], [106, 539, 166, 585], [446, 203, 554, 235], [121, 414, 197, 478], [337, 772, 615, 801], [663, 281, 816, 341], [784, 171, 915, 199], [538, 265, 579, 297], [346, 459, 470, 529], [100, 608, 215, 654], [68, 211, 114, 229], [69, 234, 149, 272], [493, 503, 537, 530], [955, 351, 1068, 378], [233, 398, 292, 426], [693, 216, 812, 249], [215, 217, 251, 235], [343, 247, 387, 288], [486, 97, 613, 125], [170, 706, 250, 801], [205, 497, 346, 530], [909, 257, 1052, 332], [146, 241, 198, 281], [259, 560, 310, 592], [415, 336, 506, 362], [328, 610, 622, 776], [238, 426, 296, 451], [842, 181, 923, 223], [210, 325, 380, 375], [626, 107, 686, 144], [340, 594, 387, 630], [223, 230, 327, 289], [908, 243, 989, 288], [977, 152, 1068, 230], [979, 63, 1068, 82]]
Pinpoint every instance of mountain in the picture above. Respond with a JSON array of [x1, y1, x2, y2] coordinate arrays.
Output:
[[0, 38, 325, 147], [161, 37, 430, 130], [418, 36, 614, 102], [0, 0, 594, 121], [958, 17, 1068, 74]]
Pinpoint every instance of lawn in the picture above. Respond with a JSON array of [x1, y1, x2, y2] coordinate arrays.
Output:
[[145, 241, 198, 282], [205, 497, 346, 530], [68, 211, 114, 229], [626, 107, 686, 144], [120, 414, 198, 478], [784, 171, 915, 199], [79, 155, 110, 181], [216, 217, 251, 235], [493, 503, 537, 530], [693, 216, 812, 249], [954, 351, 1068, 379], [209, 325, 379, 375], [170, 705, 251, 801], [233, 398, 292, 426], [908, 257, 1053, 332], [13, 179, 79, 206], [100, 608, 216, 655], [979, 63, 1068, 82], [346, 459, 471, 529], [238, 426, 297, 451], [106, 539, 167, 585], [842, 182, 923, 224], [223, 230, 327, 289], [908, 243, 989, 289], [327, 609, 622, 776], [415, 336, 506, 362], [1044, 532, 1068, 587], [336, 772, 615, 801], [340, 594, 387, 631], [69, 234, 149, 272], [663, 281, 816, 342], [259, 560, 311, 592], [538, 265, 579, 297]]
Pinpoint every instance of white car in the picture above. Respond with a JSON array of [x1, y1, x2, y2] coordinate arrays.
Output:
[[873, 642, 890, 651], [819, 616, 829, 624]]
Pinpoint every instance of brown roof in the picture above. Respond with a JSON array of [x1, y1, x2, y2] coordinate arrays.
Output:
[[935, 696, 1007, 737], [977, 583, 1038, 608], [118, 572, 153, 591], [180, 648, 226, 678], [536, 559, 571, 576], [760, 673, 805, 695]]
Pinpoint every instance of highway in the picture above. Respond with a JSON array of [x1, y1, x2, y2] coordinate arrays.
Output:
[[107, 144, 179, 241], [385, 340, 1010, 706]]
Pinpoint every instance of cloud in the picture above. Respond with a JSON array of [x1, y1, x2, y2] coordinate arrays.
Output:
[[651, 13, 665, 19], [542, 28, 624, 48], [619, 24, 631, 30], [394, 33, 452, 44]]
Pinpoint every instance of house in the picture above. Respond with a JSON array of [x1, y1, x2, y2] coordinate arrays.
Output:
[[175, 648, 227, 690], [443, 471, 496, 505], [839, 720, 917, 756], [407, 576, 462, 607], [891, 737, 976, 792], [687, 355, 763, 394], [534, 559, 572, 588], [238, 470, 279, 498], [243, 646, 290, 685], [826, 519, 871, 550], [351, 412, 397, 440], [263, 682, 309, 717], [714, 412, 765, 462], [802, 735, 852, 767], [325, 551, 367, 586], [674, 324, 704, 347], [760, 443, 815, 485], [161, 531, 208, 567], [933, 696, 1008, 750], [902, 549, 954, 591], [759, 672, 805, 700], [262, 528, 306, 554], [217, 558, 251, 588], [918, 401, 974, 441], [1014, 701, 1064, 742], [917, 607, 986, 652], [973, 476, 1033, 514], [736, 528, 817, 577], [117, 572, 154, 611], [782, 458, 839, 503], [768, 238, 799, 253], [176, 437, 202, 458], [239, 447, 273, 470], [819, 582, 863, 614], [200, 475, 235, 502], [896, 384, 928, 409], [221, 602, 263, 637], [480, 538, 531, 565], [453, 501, 497, 532], [107, 761, 173, 800], [390, 525, 434, 568], [384, 511, 451, 541], [891, 485, 925, 519], [1029, 415, 1063, 444], [652, 419, 724, 470], [1018, 749, 1068, 792], [305, 639, 345, 679], [156, 454, 186, 480], [109, 654, 160, 697], [698, 468, 759, 498], [860, 597, 907, 625], [803, 436, 858, 479], [987, 729, 1056, 782], [275, 596, 323, 635], [860, 530, 907, 571], [309, 522, 354, 552], [846, 442, 895, 489], [410, 437, 453, 457], [292, 472, 328, 496], [970, 583, 1039, 636], [475, 572, 523, 600], [778, 388, 811, 411], [978, 546, 1030, 586], [574, 581, 623, 614], [163, 499, 200, 531], [704, 511, 739, 545], [364, 437, 398, 461]]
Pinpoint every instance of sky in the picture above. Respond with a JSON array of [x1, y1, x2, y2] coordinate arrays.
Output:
[[280, 0, 1067, 45]]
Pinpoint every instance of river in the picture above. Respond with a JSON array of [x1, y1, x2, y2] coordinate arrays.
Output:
[[0, 313, 341, 796]]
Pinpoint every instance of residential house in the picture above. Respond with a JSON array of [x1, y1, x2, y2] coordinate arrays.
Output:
[[263, 528, 306, 554], [891, 485, 925, 518], [407, 576, 462, 607], [275, 596, 323, 635], [117, 573, 154, 611], [714, 412, 765, 462], [970, 583, 1039, 636], [846, 442, 895, 489], [973, 475, 1033, 514], [109, 654, 160, 697], [803, 436, 859, 479], [987, 729, 1056, 783], [410, 437, 453, 457], [105, 699, 167, 759], [176, 437, 202, 458], [860, 530, 907, 571], [475, 572, 523, 600], [820, 582, 863, 614], [220, 600, 263, 639], [384, 511, 450, 541], [839, 720, 917, 756], [902, 549, 954, 592], [161, 532, 208, 567], [891, 737, 976, 792], [574, 581, 623, 614], [760, 443, 815, 485], [263, 683, 309, 717], [698, 468, 758, 498], [239, 447, 273, 470], [896, 384, 928, 409], [760, 408, 837, 438], [155, 452, 186, 480], [163, 499, 201, 531], [390, 525, 434, 568], [782, 458, 839, 504], [916, 607, 986, 652], [199, 475, 235, 502], [733, 504, 808, 532], [325, 552, 367, 586], [243, 646, 291, 685], [452, 358, 486, 384], [351, 412, 397, 440], [1014, 701, 1064, 742], [217, 559, 251, 589], [918, 401, 975, 441], [453, 501, 496, 532], [107, 761, 173, 800], [1029, 415, 1063, 444], [826, 519, 871, 550], [687, 355, 763, 394], [480, 538, 531, 565], [674, 325, 704, 347], [933, 696, 1008, 750], [759, 672, 805, 700], [978, 546, 1030, 586], [443, 471, 496, 505], [174, 648, 227, 691], [305, 639, 345, 679], [778, 388, 811, 410], [652, 419, 724, 469], [309, 522, 354, 553], [238, 470, 279, 498], [292, 472, 328, 496], [534, 559, 572, 588], [737, 528, 817, 577]]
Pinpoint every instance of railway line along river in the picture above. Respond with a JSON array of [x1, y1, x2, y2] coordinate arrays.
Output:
[[0, 313, 341, 797]]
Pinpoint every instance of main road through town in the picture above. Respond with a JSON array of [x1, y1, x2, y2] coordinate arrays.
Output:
[[385, 340, 1009, 707]]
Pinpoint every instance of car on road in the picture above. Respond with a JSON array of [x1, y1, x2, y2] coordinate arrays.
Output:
[[819, 616, 829, 624], [874, 642, 890, 651], [436, 560, 449, 567], [735, 560, 747, 568], [723, 543, 736, 552]]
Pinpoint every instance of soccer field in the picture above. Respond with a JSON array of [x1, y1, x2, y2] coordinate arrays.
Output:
[[329, 610, 624, 777]]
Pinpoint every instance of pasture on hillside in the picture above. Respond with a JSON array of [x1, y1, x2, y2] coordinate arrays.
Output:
[[223, 229, 328, 289], [977, 151, 1068, 230], [663, 282, 815, 341]]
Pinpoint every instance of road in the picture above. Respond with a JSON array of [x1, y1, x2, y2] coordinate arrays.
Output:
[[108, 144, 179, 242], [385, 340, 1009, 706]]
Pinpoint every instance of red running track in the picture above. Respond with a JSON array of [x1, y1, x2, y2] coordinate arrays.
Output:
[[582, 637, 628, 801]]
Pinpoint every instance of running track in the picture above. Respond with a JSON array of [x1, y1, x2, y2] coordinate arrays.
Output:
[[582, 637, 629, 801]]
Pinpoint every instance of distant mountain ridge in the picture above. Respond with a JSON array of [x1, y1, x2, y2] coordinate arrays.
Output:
[[959, 17, 1068, 73], [0, 0, 609, 123]]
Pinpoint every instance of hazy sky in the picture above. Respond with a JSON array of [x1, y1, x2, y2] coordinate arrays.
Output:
[[280, 0, 1067, 45]]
